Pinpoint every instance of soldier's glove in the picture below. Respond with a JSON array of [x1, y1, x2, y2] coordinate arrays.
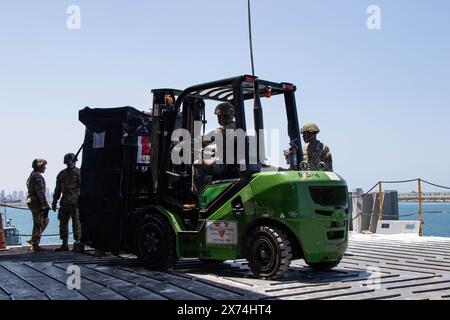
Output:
[[52, 203, 57, 212]]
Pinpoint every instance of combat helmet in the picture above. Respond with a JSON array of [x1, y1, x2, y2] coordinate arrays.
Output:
[[32, 158, 47, 170], [214, 102, 235, 117], [64, 153, 76, 164], [301, 123, 320, 134]]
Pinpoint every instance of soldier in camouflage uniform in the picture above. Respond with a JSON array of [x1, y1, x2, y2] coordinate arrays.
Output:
[[52, 153, 81, 252], [183, 102, 236, 210], [284, 123, 333, 171], [300, 123, 333, 171], [26, 158, 50, 252]]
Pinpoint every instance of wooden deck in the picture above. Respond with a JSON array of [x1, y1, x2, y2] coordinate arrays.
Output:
[[1, 233, 450, 300]]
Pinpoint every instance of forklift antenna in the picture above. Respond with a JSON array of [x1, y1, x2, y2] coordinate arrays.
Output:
[[247, 0, 255, 76]]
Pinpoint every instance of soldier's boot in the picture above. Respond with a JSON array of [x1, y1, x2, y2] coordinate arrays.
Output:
[[54, 239, 70, 252], [72, 241, 85, 253], [31, 244, 47, 252], [94, 248, 106, 257]]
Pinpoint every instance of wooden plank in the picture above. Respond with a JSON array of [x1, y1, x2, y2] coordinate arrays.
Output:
[[115, 266, 209, 300], [258, 281, 354, 300], [384, 261, 450, 273], [281, 285, 363, 300], [49, 262, 165, 300], [359, 274, 440, 287], [184, 273, 264, 299], [349, 238, 450, 250], [386, 279, 450, 291], [341, 259, 438, 275], [347, 245, 429, 260], [1, 262, 86, 300], [348, 245, 439, 259], [321, 290, 398, 300], [85, 265, 180, 300], [80, 265, 173, 300], [349, 241, 450, 256], [0, 263, 48, 300], [166, 277, 245, 300], [38, 263, 129, 300], [345, 252, 402, 262]]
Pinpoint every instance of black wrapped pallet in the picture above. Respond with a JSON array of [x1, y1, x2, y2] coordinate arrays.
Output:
[[78, 107, 152, 253]]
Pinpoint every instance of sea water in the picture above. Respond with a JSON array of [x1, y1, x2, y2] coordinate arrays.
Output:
[[2, 206, 74, 245], [399, 202, 450, 237]]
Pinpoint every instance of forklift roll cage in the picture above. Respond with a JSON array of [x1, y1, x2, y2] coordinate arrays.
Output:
[[150, 75, 304, 206]]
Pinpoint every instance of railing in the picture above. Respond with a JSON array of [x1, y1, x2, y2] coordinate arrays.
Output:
[[353, 178, 450, 236]]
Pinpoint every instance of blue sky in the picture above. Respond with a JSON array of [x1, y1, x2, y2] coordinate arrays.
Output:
[[1, 0, 449, 193]]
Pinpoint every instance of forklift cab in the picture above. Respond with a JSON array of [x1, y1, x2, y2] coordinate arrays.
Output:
[[150, 75, 302, 219]]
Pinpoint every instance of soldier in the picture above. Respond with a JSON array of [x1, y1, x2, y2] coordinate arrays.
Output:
[[26, 158, 50, 252], [284, 123, 333, 171], [183, 102, 236, 210], [52, 153, 82, 252]]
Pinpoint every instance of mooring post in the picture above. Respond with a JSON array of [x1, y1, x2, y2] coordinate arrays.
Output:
[[378, 181, 383, 222], [418, 178, 423, 236]]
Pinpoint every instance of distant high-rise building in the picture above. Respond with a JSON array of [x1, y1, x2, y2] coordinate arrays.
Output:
[[12, 190, 18, 200], [18, 190, 25, 201]]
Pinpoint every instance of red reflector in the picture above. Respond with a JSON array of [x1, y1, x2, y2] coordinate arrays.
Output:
[[243, 75, 256, 83], [283, 84, 295, 91]]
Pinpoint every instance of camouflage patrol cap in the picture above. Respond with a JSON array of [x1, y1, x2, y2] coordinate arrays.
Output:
[[214, 102, 235, 117], [301, 123, 320, 134], [64, 153, 76, 164], [32, 158, 47, 170]]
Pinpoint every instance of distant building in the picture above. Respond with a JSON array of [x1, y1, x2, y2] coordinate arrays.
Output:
[[18, 190, 25, 201], [12, 191, 18, 200]]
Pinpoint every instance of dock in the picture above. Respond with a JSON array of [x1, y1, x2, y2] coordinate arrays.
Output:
[[1, 233, 450, 300]]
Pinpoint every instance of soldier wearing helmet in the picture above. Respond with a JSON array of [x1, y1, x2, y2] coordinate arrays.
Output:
[[26, 158, 50, 251], [301, 123, 333, 171], [52, 153, 82, 252], [183, 102, 236, 210], [214, 102, 235, 126], [284, 123, 333, 171]]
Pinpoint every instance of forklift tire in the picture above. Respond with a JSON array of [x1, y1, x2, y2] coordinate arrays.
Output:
[[136, 214, 178, 270], [306, 256, 343, 271], [247, 226, 292, 280]]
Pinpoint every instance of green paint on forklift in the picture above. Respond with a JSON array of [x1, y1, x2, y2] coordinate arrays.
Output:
[[199, 181, 234, 209]]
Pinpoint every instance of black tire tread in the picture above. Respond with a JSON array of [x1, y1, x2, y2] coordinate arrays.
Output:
[[247, 226, 292, 280], [136, 213, 178, 270]]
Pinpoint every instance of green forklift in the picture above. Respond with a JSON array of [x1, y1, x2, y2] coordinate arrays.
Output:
[[79, 75, 349, 279]]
